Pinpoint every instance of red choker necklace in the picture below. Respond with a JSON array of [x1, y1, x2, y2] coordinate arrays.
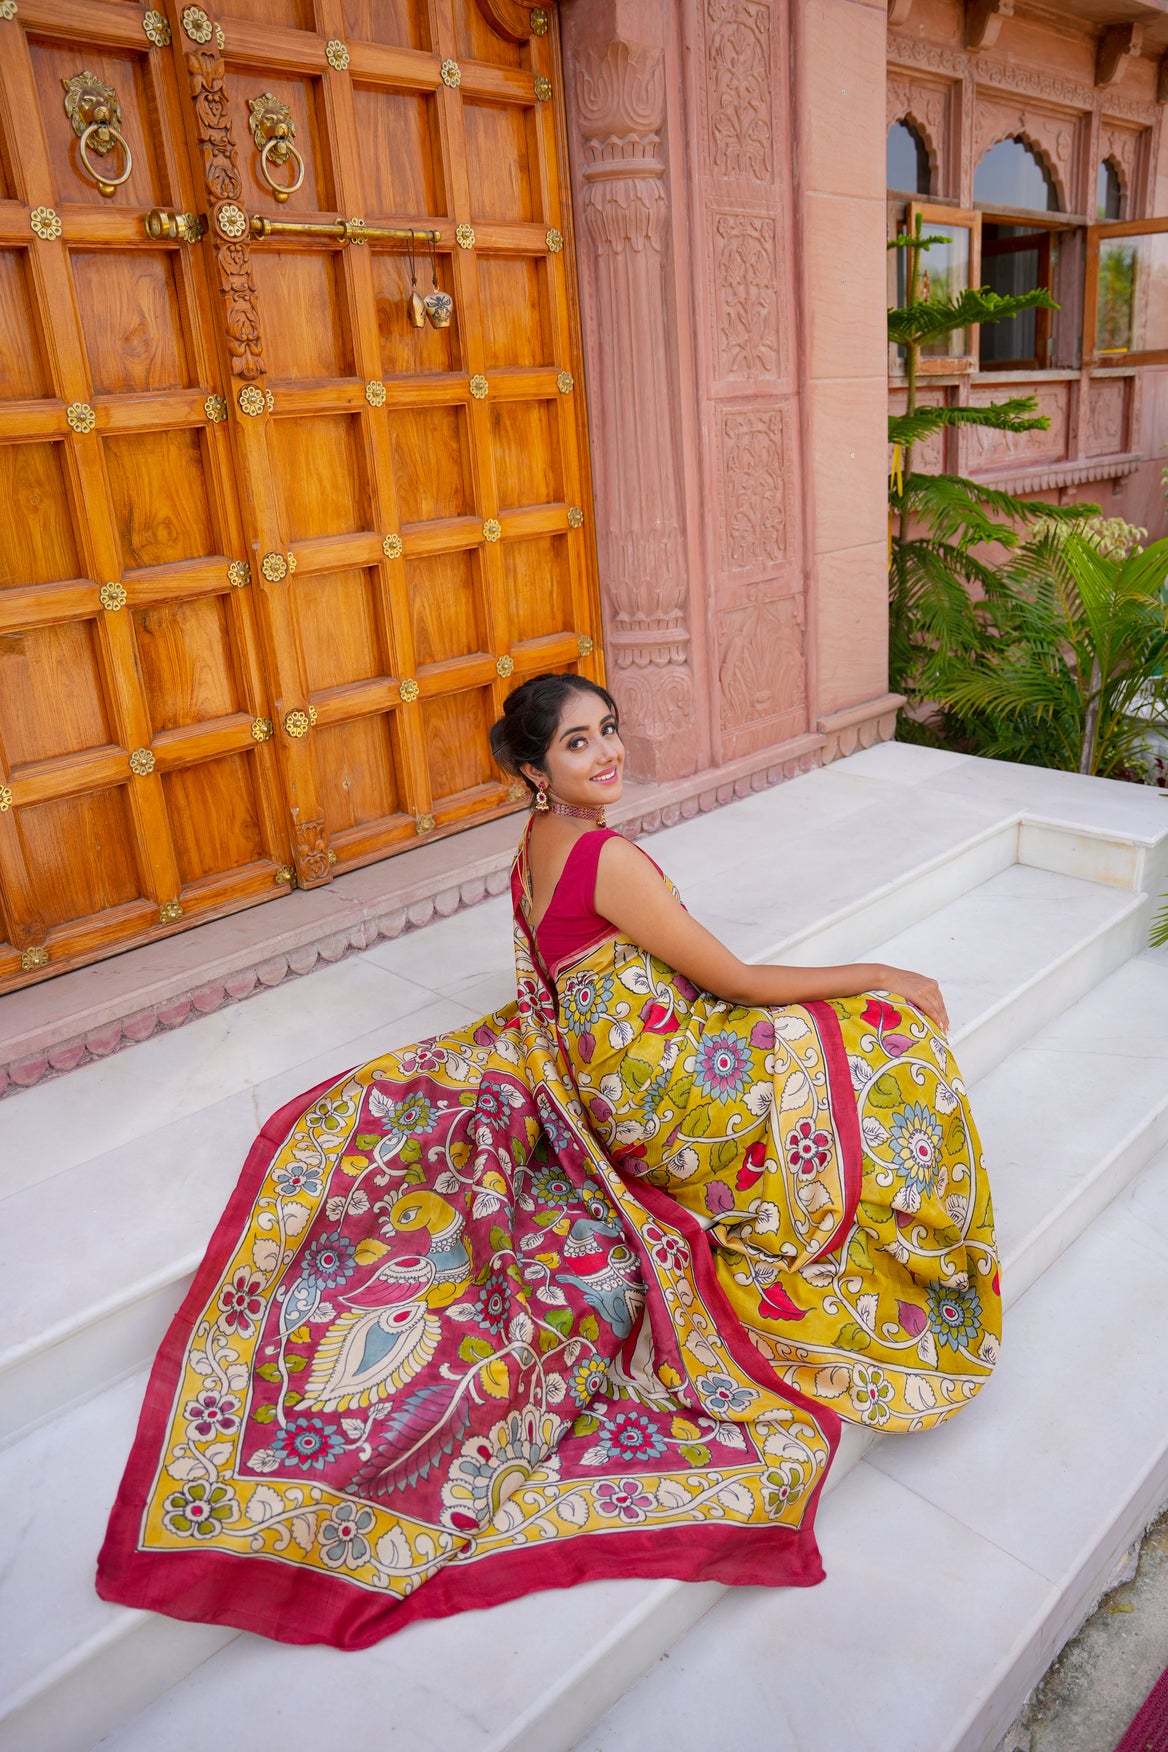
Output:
[[535, 791, 607, 826]]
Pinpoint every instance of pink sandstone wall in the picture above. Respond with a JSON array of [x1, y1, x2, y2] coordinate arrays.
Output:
[[558, 0, 899, 784]]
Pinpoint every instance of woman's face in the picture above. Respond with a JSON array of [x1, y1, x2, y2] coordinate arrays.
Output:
[[523, 689, 625, 808]]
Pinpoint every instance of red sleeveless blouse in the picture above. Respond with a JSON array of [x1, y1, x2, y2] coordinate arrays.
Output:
[[534, 828, 662, 979]]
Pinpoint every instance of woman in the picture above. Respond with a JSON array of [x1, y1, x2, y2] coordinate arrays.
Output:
[[99, 674, 998, 1650]]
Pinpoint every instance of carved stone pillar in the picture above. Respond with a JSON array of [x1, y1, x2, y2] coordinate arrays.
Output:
[[560, 8, 697, 780]]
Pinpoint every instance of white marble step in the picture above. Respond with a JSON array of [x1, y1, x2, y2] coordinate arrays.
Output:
[[571, 1142, 1168, 1752], [0, 862, 1141, 1448], [4, 948, 1166, 1752]]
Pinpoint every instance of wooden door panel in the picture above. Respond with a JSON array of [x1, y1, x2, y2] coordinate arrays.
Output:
[[0, 444, 81, 585], [164, 754, 267, 882], [0, 0, 294, 990], [0, 621, 113, 766], [72, 251, 194, 394], [28, 38, 168, 211], [0, 254, 51, 396], [341, 0, 431, 52], [0, 0, 602, 989], [351, 89, 446, 219]]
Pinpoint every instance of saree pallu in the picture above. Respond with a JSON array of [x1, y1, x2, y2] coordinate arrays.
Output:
[[98, 840, 999, 1649]]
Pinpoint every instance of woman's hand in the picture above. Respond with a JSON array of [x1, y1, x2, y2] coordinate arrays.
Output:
[[877, 965, 949, 1035]]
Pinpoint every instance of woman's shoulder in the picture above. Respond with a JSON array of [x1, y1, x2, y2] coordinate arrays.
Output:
[[596, 831, 666, 882]]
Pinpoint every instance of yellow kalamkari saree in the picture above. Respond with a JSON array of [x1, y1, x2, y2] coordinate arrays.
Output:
[[98, 824, 998, 1648]]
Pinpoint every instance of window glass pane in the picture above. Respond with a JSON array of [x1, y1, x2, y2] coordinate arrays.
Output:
[[899, 219, 972, 360], [887, 120, 929, 195], [974, 138, 1059, 211], [1096, 160, 1122, 221], [981, 223, 1041, 364], [1096, 232, 1168, 356]]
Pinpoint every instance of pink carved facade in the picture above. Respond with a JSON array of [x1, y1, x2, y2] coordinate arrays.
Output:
[[556, 0, 1168, 786]]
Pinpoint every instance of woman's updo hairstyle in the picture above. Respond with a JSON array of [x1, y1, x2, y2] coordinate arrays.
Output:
[[490, 672, 619, 794]]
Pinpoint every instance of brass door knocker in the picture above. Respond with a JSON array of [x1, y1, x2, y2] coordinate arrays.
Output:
[[247, 93, 306, 203], [423, 233, 453, 328], [62, 72, 134, 198], [405, 231, 427, 328]]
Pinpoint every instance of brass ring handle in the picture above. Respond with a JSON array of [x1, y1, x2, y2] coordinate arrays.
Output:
[[259, 134, 306, 203], [78, 119, 133, 197]]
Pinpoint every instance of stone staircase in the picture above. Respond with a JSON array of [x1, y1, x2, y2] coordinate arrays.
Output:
[[2, 743, 1167, 1752]]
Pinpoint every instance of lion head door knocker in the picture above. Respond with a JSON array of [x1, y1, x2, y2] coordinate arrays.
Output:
[[246, 93, 306, 203], [423, 232, 453, 329], [405, 231, 427, 328], [62, 72, 134, 198]]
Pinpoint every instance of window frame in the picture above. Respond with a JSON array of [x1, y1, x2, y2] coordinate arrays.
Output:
[[1083, 216, 1168, 368], [906, 200, 982, 375]]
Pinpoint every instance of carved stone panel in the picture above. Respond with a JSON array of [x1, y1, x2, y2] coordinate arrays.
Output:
[[972, 96, 1079, 211], [1085, 377, 1128, 457], [720, 407, 787, 572], [705, 0, 774, 185], [966, 381, 1067, 471], [717, 591, 805, 745], [713, 214, 779, 378]]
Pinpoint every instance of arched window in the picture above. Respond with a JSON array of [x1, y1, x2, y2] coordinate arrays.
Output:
[[887, 119, 931, 195], [973, 137, 1059, 212], [1097, 158, 1123, 221]]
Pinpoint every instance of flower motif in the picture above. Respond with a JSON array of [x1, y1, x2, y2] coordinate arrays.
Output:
[[527, 1162, 576, 1206], [569, 1356, 607, 1405], [268, 1414, 347, 1471], [477, 1269, 510, 1333], [219, 1270, 264, 1335], [696, 1371, 756, 1414], [379, 1092, 436, 1136], [273, 1163, 324, 1199], [474, 1085, 509, 1130], [595, 1477, 656, 1524], [559, 968, 612, 1037], [926, 1281, 983, 1351], [319, 1499, 376, 1570], [643, 1223, 689, 1271], [761, 1461, 805, 1518], [440, 1408, 563, 1531], [300, 1231, 357, 1291], [861, 997, 902, 1033], [593, 1409, 668, 1464], [852, 1362, 894, 1426], [889, 1103, 944, 1194], [162, 1479, 237, 1539], [693, 1030, 753, 1102], [786, 1117, 833, 1177], [184, 1389, 241, 1439]]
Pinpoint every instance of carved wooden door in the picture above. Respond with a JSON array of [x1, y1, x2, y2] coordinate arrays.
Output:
[[0, 0, 599, 994]]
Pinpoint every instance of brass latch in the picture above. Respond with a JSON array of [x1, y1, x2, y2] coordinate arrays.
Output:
[[145, 208, 206, 243]]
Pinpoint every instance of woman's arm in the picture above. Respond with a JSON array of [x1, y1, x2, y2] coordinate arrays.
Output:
[[593, 835, 949, 1033]]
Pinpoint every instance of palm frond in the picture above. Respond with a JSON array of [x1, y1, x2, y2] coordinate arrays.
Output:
[[888, 396, 1049, 448], [888, 285, 1057, 347]]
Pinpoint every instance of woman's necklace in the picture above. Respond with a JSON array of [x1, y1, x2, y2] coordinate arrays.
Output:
[[541, 795, 607, 826]]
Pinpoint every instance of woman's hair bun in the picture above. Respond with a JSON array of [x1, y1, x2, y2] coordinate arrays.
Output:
[[489, 672, 618, 791]]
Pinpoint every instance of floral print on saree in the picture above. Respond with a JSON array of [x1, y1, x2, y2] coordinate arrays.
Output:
[[97, 829, 998, 1648]]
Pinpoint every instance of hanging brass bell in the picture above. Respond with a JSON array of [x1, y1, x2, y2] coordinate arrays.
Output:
[[408, 287, 427, 328]]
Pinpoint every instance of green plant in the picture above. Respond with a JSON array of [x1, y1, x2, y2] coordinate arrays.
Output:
[[888, 215, 1094, 717], [924, 520, 1168, 778]]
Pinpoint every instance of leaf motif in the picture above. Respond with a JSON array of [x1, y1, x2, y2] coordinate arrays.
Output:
[[813, 1365, 850, 1398], [622, 1057, 655, 1093], [779, 1070, 812, 1112], [342, 1417, 366, 1439], [579, 1442, 608, 1466], [715, 1480, 754, 1515], [375, 1523, 413, 1569], [904, 1374, 937, 1411], [253, 1237, 280, 1274], [898, 1299, 928, 1337], [165, 1453, 212, 1481], [472, 1191, 504, 1218], [545, 1305, 573, 1336], [868, 1074, 903, 1109], [856, 1293, 879, 1333], [458, 1335, 493, 1364], [310, 1302, 337, 1324], [282, 1200, 310, 1235], [620, 963, 654, 996], [655, 1477, 691, 1511], [489, 1224, 512, 1254], [571, 1413, 601, 1437], [861, 1116, 890, 1147], [834, 1320, 872, 1353], [882, 1033, 914, 1057], [245, 1484, 284, 1523], [479, 1357, 511, 1399], [579, 1314, 600, 1342], [679, 1442, 711, 1466], [256, 1362, 282, 1383], [251, 1404, 277, 1423], [288, 1325, 311, 1343], [848, 1055, 874, 1088], [711, 1421, 748, 1452], [325, 1196, 346, 1221], [671, 1416, 702, 1441], [285, 1354, 307, 1372], [743, 1082, 772, 1118], [445, 1302, 480, 1322]]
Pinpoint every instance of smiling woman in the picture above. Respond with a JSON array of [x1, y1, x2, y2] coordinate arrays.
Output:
[[98, 672, 999, 1650]]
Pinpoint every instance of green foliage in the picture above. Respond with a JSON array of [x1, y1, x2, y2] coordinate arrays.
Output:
[[888, 284, 1056, 349], [918, 524, 1168, 780]]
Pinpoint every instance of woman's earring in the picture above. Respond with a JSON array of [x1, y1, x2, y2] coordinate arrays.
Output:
[[534, 785, 549, 812]]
